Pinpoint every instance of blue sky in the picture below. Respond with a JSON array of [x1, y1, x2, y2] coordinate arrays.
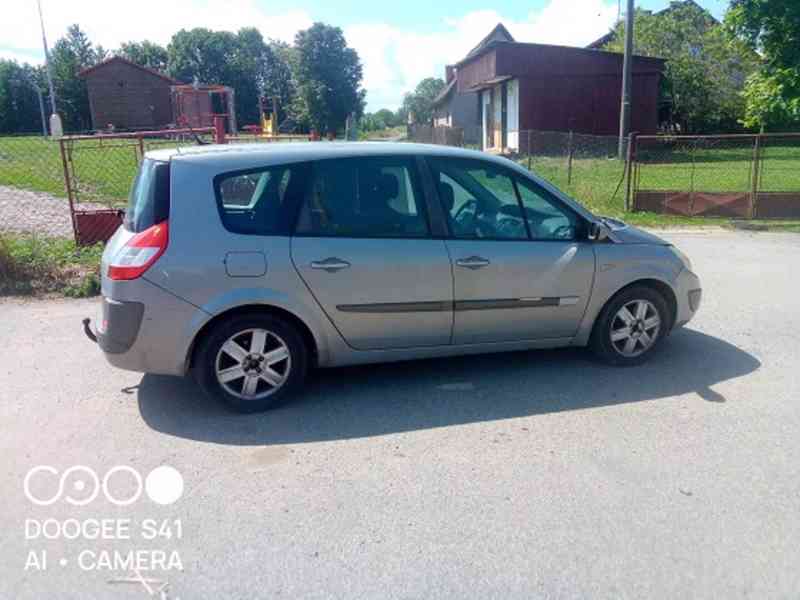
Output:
[[2, 0, 730, 111], [251, 0, 728, 29]]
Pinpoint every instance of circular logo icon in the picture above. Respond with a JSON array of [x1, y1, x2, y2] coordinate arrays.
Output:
[[145, 465, 184, 505]]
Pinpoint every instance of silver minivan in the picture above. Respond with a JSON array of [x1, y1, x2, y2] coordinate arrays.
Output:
[[84, 142, 702, 413]]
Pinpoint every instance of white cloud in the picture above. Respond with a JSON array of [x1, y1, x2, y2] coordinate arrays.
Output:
[[347, 0, 619, 110], [1, 0, 312, 56], [2, 0, 617, 110], [0, 48, 43, 64]]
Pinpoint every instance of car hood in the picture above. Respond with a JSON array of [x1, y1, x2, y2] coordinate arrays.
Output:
[[600, 217, 670, 245]]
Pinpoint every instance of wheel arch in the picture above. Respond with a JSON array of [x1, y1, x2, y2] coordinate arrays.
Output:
[[572, 274, 678, 346], [592, 278, 678, 341], [186, 304, 319, 372]]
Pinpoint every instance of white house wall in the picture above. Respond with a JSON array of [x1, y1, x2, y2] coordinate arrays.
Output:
[[507, 79, 519, 151], [480, 91, 490, 151]]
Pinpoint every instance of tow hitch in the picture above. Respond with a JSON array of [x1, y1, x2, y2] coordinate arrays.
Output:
[[82, 318, 98, 343]]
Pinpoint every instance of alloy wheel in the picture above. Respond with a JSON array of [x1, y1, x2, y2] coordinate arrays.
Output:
[[215, 328, 291, 400], [609, 299, 661, 358]]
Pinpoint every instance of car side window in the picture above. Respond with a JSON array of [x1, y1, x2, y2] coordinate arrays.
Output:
[[215, 165, 300, 235], [428, 158, 527, 240], [294, 157, 429, 238], [515, 178, 579, 241]]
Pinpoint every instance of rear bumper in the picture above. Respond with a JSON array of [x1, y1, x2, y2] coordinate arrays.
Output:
[[673, 268, 702, 328], [86, 278, 204, 376], [84, 297, 144, 353]]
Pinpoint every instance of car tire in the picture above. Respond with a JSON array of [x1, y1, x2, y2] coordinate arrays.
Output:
[[195, 313, 308, 413], [590, 285, 670, 366]]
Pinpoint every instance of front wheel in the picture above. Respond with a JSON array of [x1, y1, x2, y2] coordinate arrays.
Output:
[[590, 286, 669, 366], [195, 314, 308, 413]]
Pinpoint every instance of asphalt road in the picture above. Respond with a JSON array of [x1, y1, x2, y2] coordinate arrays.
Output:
[[1, 230, 799, 599]]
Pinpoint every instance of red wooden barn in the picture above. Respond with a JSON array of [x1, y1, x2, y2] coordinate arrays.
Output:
[[455, 24, 665, 152], [79, 56, 180, 131]]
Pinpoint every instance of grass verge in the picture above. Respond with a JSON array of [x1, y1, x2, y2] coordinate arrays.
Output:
[[523, 156, 800, 230], [0, 233, 102, 297]]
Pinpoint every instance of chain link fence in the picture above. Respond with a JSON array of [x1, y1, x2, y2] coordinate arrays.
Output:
[[632, 134, 800, 218], [4, 126, 799, 248], [0, 129, 214, 244], [406, 126, 627, 216], [1, 134, 75, 239], [518, 130, 626, 217], [0, 128, 315, 245]]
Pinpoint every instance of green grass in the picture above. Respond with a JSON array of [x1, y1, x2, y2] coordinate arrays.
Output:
[[0, 135, 190, 206], [524, 156, 707, 227], [361, 126, 406, 141], [523, 145, 800, 228], [0, 233, 103, 296], [0, 136, 67, 197], [634, 144, 800, 193]]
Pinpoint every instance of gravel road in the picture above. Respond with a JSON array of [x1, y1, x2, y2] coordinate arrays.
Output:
[[1, 230, 798, 599], [0, 185, 106, 238]]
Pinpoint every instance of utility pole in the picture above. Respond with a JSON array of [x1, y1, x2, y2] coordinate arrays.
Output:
[[35, 85, 47, 136], [27, 76, 48, 136], [617, 0, 634, 159], [37, 0, 60, 134]]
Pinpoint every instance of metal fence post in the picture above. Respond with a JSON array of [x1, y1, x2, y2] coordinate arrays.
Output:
[[624, 132, 636, 212], [750, 134, 761, 219], [567, 130, 574, 185], [59, 138, 79, 243], [689, 139, 697, 215], [213, 115, 227, 144], [527, 130, 532, 171]]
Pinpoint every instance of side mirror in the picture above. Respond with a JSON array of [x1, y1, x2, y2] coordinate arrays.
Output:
[[588, 221, 610, 242]]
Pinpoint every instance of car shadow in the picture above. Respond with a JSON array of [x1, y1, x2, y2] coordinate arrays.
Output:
[[137, 328, 760, 446]]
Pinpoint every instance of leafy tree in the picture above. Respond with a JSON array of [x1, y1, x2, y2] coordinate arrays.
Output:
[[260, 41, 297, 129], [117, 40, 169, 71], [292, 23, 365, 134], [374, 108, 398, 127], [50, 24, 102, 131], [167, 28, 239, 86], [726, 0, 800, 130], [359, 112, 385, 132], [737, 69, 800, 130], [228, 27, 270, 127], [166, 28, 298, 129], [401, 77, 445, 125], [359, 108, 403, 132], [604, 1, 759, 132], [0, 60, 46, 134], [395, 104, 409, 126], [94, 45, 109, 63]]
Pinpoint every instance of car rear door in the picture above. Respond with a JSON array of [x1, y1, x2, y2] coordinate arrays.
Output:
[[427, 157, 595, 345], [290, 156, 453, 350]]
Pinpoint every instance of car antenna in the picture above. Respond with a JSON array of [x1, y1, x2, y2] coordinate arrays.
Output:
[[179, 116, 208, 146]]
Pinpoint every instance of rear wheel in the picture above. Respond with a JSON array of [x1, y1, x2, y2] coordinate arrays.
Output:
[[195, 314, 308, 413], [591, 285, 669, 366]]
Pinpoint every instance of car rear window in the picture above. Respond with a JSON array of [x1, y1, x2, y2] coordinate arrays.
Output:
[[124, 158, 170, 233]]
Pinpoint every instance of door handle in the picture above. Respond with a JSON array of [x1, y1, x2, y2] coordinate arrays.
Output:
[[310, 257, 351, 272], [455, 256, 490, 269]]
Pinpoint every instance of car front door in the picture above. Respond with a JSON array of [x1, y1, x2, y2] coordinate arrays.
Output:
[[427, 157, 595, 345], [291, 156, 453, 351]]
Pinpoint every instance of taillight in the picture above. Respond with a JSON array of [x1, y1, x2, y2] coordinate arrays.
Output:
[[107, 221, 169, 280]]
